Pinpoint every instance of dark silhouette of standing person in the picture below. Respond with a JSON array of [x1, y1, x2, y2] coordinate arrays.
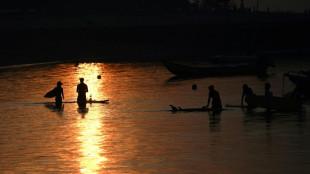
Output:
[[77, 78, 88, 108], [264, 82, 273, 112], [206, 85, 222, 110], [54, 81, 64, 108], [241, 84, 255, 108]]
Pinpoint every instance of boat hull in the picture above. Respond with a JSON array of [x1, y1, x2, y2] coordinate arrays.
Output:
[[161, 59, 267, 77], [210, 55, 258, 64], [246, 95, 300, 111], [287, 74, 310, 87], [284, 73, 310, 98]]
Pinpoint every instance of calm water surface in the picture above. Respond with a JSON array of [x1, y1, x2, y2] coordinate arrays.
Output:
[[0, 59, 310, 173]]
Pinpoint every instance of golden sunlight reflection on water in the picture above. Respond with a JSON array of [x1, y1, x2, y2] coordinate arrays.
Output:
[[74, 63, 107, 101], [1, 60, 310, 173], [76, 113, 108, 173], [75, 63, 108, 173]]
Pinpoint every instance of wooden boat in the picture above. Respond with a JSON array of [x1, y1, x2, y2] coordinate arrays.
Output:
[[245, 95, 301, 111], [284, 73, 310, 87], [284, 72, 310, 98], [169, 105, 222, 112], [161, 59, 269, 77], [210, 54, 258, 64], [300, 70, 310, 76]]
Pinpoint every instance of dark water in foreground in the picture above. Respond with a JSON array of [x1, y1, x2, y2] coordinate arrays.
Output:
[[0, 59, 310, 173]]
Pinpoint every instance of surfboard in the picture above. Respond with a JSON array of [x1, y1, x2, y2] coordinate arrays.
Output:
[[169, 105, 222, 112], [67, 100, 109, 104], [43, 100, 109, 104], [44, 89, 57, 98]]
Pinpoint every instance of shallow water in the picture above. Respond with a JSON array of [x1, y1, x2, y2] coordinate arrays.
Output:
[[0, 59, 310, 173]]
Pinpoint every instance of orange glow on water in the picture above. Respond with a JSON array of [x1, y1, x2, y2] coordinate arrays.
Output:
[[75, 63, 108, 173], [77, 115, 108, 173], [74, 63, 107, 101]]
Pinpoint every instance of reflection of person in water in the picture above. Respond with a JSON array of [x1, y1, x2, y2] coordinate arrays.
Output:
[[241, 84, 254, 108], [54, 81, 64, 108], [264, 83, 273, 112], [77, 78, 88, 108], [206, 85, 222, 110]]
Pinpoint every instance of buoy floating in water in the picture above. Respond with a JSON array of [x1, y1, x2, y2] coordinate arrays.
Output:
[[192, 84, 197, 90]]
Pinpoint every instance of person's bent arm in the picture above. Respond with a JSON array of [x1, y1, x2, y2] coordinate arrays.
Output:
[[241, 92, 245, 106], [207, 96, 211, 108]]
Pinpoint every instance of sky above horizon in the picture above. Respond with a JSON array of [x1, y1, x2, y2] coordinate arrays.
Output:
[[235, 0, 310, 12]]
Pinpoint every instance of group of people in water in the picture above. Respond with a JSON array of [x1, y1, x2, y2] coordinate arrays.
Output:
[[53, 78, 89, 108], [240, 82, 273, 112], [51, 77, 302, 112], [206, 82, 275, 112], [52, 78, 272, 110]]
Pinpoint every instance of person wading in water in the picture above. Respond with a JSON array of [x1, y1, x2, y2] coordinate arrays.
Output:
[[55, 81, 64, 108], [264, 82, 273, 113], [241, 84, 255, 108], [77, 78, 88, 108], [206, 85, 222, 112]]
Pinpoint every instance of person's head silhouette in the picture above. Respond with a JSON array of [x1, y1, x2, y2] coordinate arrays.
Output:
[[243, 84, 248, 90], [209, 85, 214, 92], [57, 81, 63, 87]]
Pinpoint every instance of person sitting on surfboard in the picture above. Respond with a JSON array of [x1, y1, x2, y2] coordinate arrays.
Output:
[[241, 84, 255, 108], [206, 85, 222, 110], [77, 78, 88, 108], [55, 81, 64, 108]]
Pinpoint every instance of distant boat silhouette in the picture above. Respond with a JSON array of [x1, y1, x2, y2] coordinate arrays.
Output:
[[284, 71, 310, 99], [210, 54, 258, 64], [284, 72, 310, 87], [161, 59, 270, 77]]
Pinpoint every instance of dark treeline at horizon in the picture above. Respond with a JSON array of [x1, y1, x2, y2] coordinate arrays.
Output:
[[0, 0, 261, 16], [2, 0, 307, 18], [1, 0, 309, 67], [1, 0, 192, 15]]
